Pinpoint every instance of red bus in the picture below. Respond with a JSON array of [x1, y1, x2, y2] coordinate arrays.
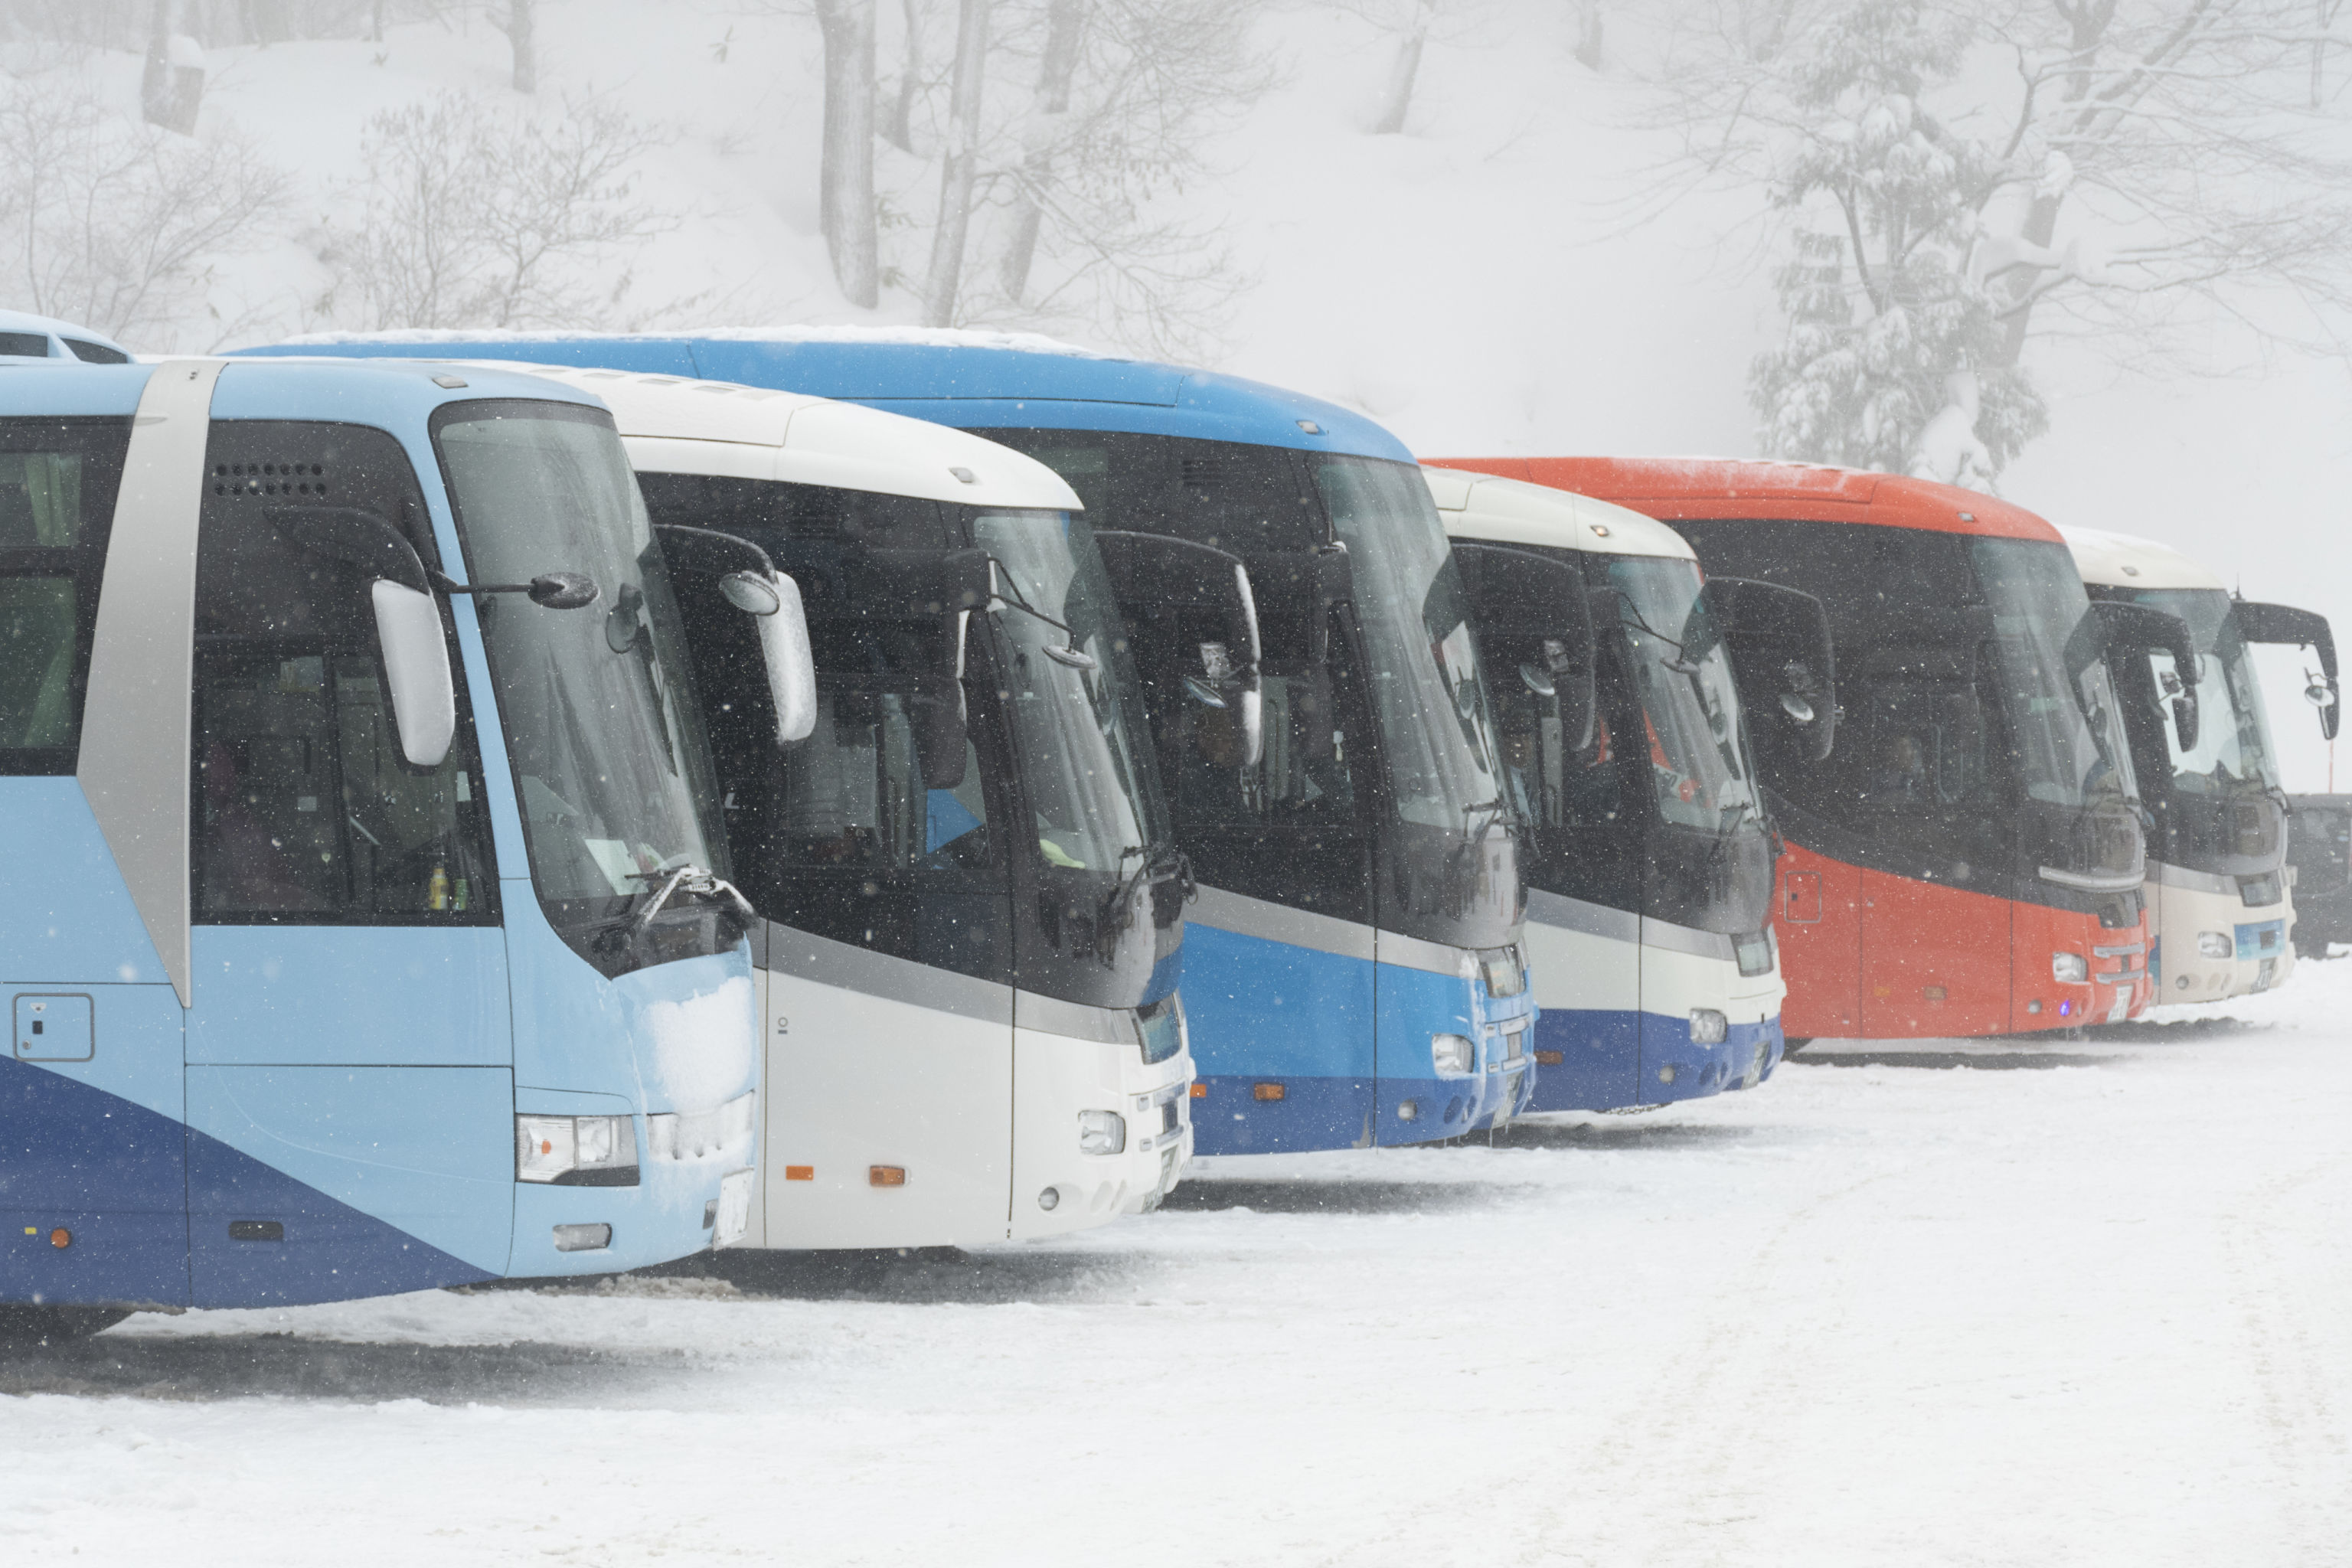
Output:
[[1426, 459, 2155, 1040]]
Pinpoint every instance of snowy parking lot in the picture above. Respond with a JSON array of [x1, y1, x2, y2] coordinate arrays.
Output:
[[8, 968, 2350, 1568]]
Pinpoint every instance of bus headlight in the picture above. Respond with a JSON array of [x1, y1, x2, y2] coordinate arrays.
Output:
[[1431, 1034, 1475, 1076], [516, 1115, 639, 1185], [2051, 952, 2089, 984], [1078, 1109, 1126, 1155], [1688, 1008, 1727, 1045], [2197, 931, 2233, 959]]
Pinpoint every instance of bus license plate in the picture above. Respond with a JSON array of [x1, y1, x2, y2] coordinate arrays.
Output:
[[713, 1168, 755, 1249]]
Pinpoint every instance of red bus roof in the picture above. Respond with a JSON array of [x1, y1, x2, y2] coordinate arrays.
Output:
[[1420, 456, 2059, 543]]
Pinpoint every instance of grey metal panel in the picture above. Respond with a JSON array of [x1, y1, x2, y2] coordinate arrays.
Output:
[[2147, 860, 2235, 897], [1638, 916, 1737, 962], [1013, 988, 1135, 1046], [1189, 883, 1375, 961], [1374, 926, 1470, 978], [1523, 887, 1642, 944], [77, 360, 223, 1008], [2039, 863, 2145, 894], [760, 920, 1012, 1026]]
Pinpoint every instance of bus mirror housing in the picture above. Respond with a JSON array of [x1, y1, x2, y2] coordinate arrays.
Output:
[[263, 505, 456, 769], [655, 524, 817, 744], [2094, 600, 2203, 753], [748, 572, 817, 745], [1451, 542, 1597, 753], [1708, 577, 1838, 763], [2236, 600, 2339, 742], [1095, 531, 1266, 767], [371, 580, 457, 769]]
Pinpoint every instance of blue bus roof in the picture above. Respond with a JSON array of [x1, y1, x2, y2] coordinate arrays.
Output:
[[233, 330, 1415, 461]]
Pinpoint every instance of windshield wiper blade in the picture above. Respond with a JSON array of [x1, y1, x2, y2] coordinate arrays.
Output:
[[627, 863, 756, 938]]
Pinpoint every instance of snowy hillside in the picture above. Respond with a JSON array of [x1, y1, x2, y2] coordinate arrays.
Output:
[[11, 0, 2351, 785]]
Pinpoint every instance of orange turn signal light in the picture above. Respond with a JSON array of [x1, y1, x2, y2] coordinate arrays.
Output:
[[1253, 1083, 1285, 1102], [49, 1227, 70, 1249], [1189, 1082, 1206, 1099], [1534, 1050, 1564, 1066], [869, 1165, 906, 1187], [783, 1165, 815, 1181]]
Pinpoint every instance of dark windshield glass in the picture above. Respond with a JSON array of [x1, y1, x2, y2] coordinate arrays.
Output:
[[636, 472, 1176, 1009], [979, 508, 1168, 873], [0, 418, 127, 774], [1488, 547, 1772, 934], [1671, 518, 2143, 908], [1316, 456, 1508, 832], [1974, 538, 2137, 813], [2110, 586, 2283, 873], [433, 401, 727, 967]]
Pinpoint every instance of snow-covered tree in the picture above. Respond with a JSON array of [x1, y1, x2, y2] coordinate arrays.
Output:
[[1648, 0, 2352, 482], [1742, 1, 2044, 482]]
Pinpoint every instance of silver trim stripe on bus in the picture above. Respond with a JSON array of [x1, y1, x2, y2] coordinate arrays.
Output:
[[1525, 887, 1737, 961], [1190, 884, 1374, 962], [79, 358, 224, 1007], [2039, 864, 2147, 894], [757, 920, 1136, 1045]]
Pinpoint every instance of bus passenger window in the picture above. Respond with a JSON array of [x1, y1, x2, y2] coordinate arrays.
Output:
[[191, 422, 494, 923], [0, 430, 128, 772]]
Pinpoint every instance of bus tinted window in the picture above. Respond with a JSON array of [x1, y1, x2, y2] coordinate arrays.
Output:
[[0, 420, 128, 773], [192, 420, 496, 923]]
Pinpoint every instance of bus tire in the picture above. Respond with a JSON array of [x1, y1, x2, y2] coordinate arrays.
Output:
[[0, 1305, 132, 1348]]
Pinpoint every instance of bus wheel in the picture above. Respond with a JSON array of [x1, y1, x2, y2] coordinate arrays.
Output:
[[0, 1305, 132, 1348], [1782, 1037, 1814, 1054]]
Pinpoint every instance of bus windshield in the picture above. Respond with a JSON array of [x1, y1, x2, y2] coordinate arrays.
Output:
[[978, 508, 1168, 874], [1315, 455, 1507, 831], [2112, 584, 2282, 872], [1974, 538, 2137, 814], [434, 401, 727, 957], [2123, 587, 2279, 798], [1606, 556, 1758, 830]]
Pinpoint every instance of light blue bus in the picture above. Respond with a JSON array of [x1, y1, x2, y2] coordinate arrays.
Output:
[[263, 332, 1537, 1153], [2, 353, 781, 1343]]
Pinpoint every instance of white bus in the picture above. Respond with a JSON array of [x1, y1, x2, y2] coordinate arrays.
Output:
[[2063, 526, 2337, 1003], [479, 363, 1195, 1246]]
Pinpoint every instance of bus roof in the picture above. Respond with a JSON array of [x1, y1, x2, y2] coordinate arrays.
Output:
[[1423, 466, 1694, 562], [1422, 456, 2060, 543], [0, 355, 607, 424], [0, 309, 131, 365], [2059, 525, 2227, 593], [237, 328, 1416, 462], [438, 361, 1082, 511]]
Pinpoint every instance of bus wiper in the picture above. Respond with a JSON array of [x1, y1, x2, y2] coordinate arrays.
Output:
[[985, 557, 1097, 671], [1099, 845, 1191, 936], [626, 862, 756, 938]]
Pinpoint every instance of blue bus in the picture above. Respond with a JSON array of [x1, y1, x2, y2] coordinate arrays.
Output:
[[265, 332, 1539, 1152], [1428, 467, 1814, 1109], [2, 354, 779, 1343]]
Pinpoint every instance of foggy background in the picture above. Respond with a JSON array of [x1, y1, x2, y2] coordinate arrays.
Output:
[[6, 0, 2347, 786]]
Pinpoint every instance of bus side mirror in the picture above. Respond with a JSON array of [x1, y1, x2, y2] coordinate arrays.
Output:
[[1452, 541, 1596, 753], [1095, 530, 1266, 768], [2236, 600, 2340, 742], [1708, 577, 1837, 763], [733, 570, 817, 745], [371, 580, 456, 769], [2094, 600, 2203, 753]]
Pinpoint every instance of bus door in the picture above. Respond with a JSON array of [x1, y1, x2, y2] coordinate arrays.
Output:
[[4, 410, 191, 1307], [183, 420, 511, 1305], [1846, 648, 2011, 1037]]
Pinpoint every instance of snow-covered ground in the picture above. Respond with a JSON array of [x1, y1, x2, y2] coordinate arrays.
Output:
[[8, 970, 2350, 1566]]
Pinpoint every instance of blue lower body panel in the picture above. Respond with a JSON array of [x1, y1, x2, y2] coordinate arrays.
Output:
[[1527, 1008, 1782, 1111], [1527, 1008, 1642, 1113], [1182, 922, 1517, 1153], [1, 1054, 496, 1309]]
